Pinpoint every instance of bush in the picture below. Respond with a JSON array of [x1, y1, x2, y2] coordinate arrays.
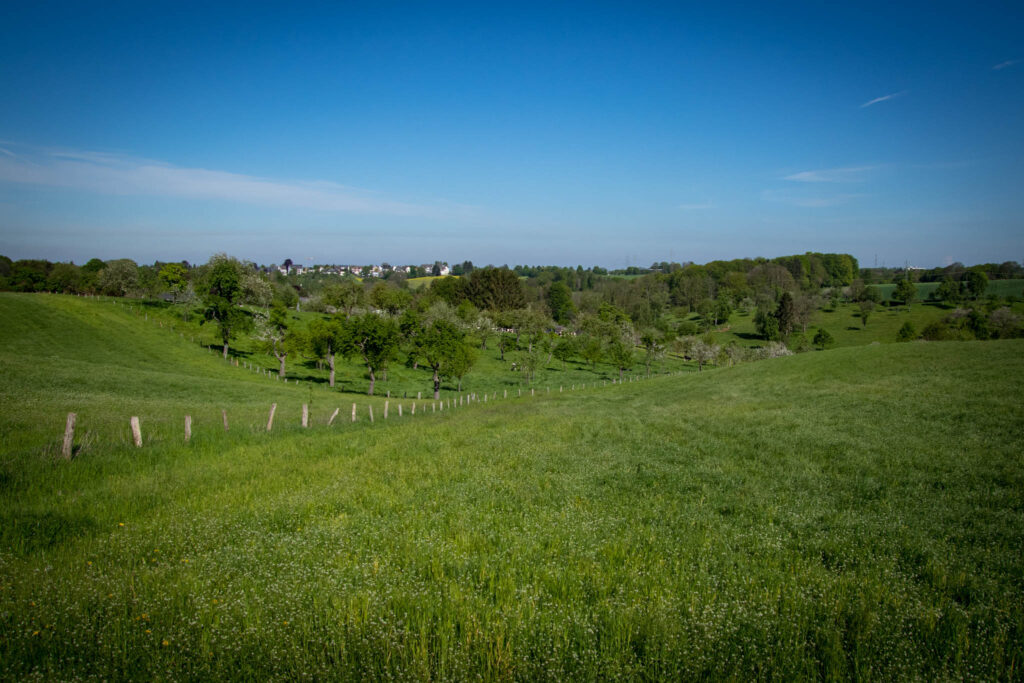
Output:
[[921, 321, 954, 341], [896, 322, 917, 342], [812, 328, 835, 350]]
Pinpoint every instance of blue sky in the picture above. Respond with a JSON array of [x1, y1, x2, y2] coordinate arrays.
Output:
[[1, 1, 1021, 268]]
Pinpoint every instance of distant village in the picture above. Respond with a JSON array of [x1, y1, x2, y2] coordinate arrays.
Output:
[[265, 260, 451, 278]]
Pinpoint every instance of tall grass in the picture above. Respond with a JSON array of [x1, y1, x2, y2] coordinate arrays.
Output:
[[1, 294, 1022, 679]]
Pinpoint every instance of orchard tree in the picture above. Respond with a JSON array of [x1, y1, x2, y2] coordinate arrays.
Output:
[[98, 259, 140, 297], [306, 317, 345, 387], [639, 329, 664, 377], [159, 263, 188, 302], [553, 335, 577, 370], [893, 278, 917, 307], [256, 303, 301, 377], [605, 338, 635, 380], [202, 256, 251, 358], [340, 313, 399, 396], [413, 319, 467, 399], [858, 300, 875, 328]]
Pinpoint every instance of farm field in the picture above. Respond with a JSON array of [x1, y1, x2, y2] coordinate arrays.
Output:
[[869, 277, 1024, 302], [701, 297, 1024, 350], [1, 293, 1022, 679]]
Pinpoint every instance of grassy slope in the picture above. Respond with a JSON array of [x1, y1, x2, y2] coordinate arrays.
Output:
[[86, 295, 690, 399], [0, 294, 684, 456], [705, 298, 1024, 349], [1, 293, 1022, 679]]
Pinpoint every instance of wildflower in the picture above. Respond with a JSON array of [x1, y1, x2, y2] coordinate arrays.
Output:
[[32, 631, 39, 636], [162, 639, 169, 646], [118, 523, 124, 527], [145, 629, 151, 634], [87, 561, 92, 566], [283, 620, 289, 625]]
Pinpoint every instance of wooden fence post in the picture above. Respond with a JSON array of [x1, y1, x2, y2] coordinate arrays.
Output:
[[130, 416, 142, 447], [328, 408, 339, 425], [384, 401, 389, 419], [504, 389, 507, 399], [369, 405, 374, 423], [411, 403, 416, 415], [184, 415, 192, 442], [418, 392, 422, 400], [351, 403, 357, 422], [222, 409, 229, 431], [302, 404, 309, 428], [62, 412, 76, 459], [398, 404, 403, 417], [267, 403, 276, 431]]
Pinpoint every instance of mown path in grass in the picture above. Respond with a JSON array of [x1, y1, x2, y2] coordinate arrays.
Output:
[[2, 307, 1022, 679]]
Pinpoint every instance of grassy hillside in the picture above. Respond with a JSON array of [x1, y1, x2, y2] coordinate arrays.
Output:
[[0, 293, 686, 457], [2, 292, 1022, 679]]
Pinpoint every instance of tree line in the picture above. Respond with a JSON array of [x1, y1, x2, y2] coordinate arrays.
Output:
[[3, 251, 1021, 387]]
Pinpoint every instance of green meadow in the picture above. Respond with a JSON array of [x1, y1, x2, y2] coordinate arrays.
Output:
[[1, 293, 1023, 679]]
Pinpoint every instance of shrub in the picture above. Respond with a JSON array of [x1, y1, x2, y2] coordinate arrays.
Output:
[[813, 328, 835, 350], [896, 322, 917, 342]]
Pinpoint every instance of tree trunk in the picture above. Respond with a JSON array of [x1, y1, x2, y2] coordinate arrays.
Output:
[[222, 342, 229, 359], [458, 377, 463, 392], [276, 352, 287, 378], [619, 366, 624, 380], [328, 353, 335, 388], [368, 367, 376, 396], [433, 368, 440, 400]]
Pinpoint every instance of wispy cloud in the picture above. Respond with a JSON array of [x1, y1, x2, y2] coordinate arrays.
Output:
[[761, 189, 865, 208], [783, 165, 880, 183], [860, 90, 907, 108], [993, 59, 1020, 70], [0, 144, 470, 218], [677, 201, 714, 210]]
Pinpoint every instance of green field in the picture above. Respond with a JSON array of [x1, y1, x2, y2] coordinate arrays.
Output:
[[869, 278, 1024, 302], [407, 275, 457, 290], [2, 293, 1023, 679]]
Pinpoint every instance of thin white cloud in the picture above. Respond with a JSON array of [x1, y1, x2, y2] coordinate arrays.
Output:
[[993, 59, 1020, 70], [677, 201, 714, 210], [0, 144, 471, 218], [860, 90, 907, 108], [783, 165, 880, 183], [761, 189, 865, 207]]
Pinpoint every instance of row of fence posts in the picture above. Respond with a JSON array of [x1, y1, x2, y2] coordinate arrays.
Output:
[[59, 370, 665, 459]]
